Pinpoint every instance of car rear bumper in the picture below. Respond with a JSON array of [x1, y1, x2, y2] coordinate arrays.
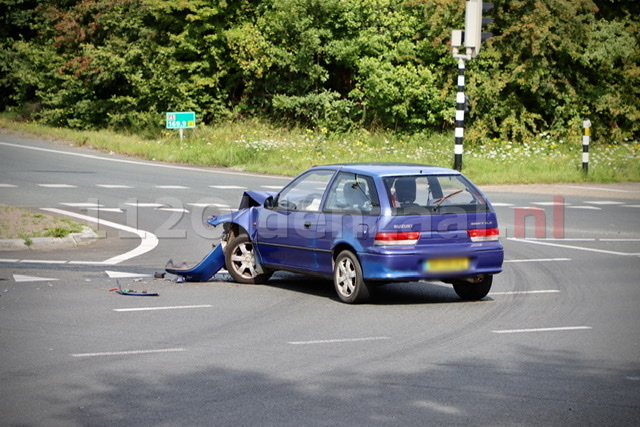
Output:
[[359, 244, 504, 281]]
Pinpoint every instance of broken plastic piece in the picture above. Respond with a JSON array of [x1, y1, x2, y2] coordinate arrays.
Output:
[[111, 279, 159, 296], [165, 243, 225, 282]]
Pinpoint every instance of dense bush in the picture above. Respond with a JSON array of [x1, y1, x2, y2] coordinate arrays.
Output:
[[1, 0, 638, 142]]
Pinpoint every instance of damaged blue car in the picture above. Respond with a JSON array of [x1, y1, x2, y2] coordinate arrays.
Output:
[[168, 163, 504, 304]]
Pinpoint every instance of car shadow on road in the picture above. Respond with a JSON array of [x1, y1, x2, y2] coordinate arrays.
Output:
[[261, 272, 485, 305]]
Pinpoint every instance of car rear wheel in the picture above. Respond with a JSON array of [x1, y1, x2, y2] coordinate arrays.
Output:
[[334, 250, 370, 304], [452, 275, 493, 300], [225, 234, 272, 284]]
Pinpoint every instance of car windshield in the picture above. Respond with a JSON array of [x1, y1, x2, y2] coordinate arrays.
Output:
[[383, 174, 489, 215]]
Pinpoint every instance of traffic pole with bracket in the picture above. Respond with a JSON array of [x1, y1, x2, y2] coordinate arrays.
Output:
[[454, 58, 466, 171]]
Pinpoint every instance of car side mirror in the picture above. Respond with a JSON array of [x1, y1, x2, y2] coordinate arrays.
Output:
[[264, 196, 275, 209]]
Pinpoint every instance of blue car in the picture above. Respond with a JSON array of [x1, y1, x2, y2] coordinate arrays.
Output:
[[208, 163, 504, 303]]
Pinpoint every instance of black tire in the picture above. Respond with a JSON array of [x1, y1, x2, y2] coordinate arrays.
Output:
[[333, 250, 370, 304], [452, 275, 493, 300], [225, 234, 272, 284]]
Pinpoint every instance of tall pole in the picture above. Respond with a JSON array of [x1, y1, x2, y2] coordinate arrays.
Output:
[[454, 58, 466, 171], [582, 118, 591, 173]]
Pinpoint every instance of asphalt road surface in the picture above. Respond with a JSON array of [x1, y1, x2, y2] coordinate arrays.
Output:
[[1, 134, 639, 426]]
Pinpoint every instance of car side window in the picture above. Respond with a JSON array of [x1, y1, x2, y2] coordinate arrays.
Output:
[[324, 172, 380, 215], [275, 170, 335, 212]]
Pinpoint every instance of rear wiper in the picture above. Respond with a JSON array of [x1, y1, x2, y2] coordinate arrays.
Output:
[[432, 189, 463, 211]]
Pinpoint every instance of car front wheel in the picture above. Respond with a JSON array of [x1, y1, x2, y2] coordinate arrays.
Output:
[[452, 275, 493, 300], [334, 250, 370, 304], [225, 234, 272, 284]]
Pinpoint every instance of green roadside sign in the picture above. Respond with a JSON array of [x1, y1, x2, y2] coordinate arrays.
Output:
[[166, 111, 196, 129]]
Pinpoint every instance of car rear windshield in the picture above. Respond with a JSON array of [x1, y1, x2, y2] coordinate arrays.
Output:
[[383, 175, 490, 216]]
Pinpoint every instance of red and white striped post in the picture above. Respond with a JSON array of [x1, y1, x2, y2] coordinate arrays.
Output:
[[582, 118, 591, 173]]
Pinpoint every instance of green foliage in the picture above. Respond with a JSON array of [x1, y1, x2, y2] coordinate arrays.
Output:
[[1, 0, 638, 143]]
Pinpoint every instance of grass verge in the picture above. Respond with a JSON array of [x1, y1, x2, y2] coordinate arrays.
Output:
[[1, 115, 638, 184], [0, 205, 84, 244]]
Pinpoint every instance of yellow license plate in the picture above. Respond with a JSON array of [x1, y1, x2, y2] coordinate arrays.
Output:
[[425, 257, 470, 273]]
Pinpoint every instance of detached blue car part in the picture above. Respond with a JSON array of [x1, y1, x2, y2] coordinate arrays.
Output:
[[169, 163, 504, 303]]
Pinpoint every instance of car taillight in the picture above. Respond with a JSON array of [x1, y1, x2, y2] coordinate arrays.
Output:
[[468, 228, 500, 242], [374, 231, 420, 246]]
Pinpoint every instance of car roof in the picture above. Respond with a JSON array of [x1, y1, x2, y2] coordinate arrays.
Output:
[[312, 163, 461, 177]]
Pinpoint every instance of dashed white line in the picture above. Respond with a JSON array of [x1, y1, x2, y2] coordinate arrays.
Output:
[[566, 206, 601, 210], [105, 270, 153, 279], [288, 336, 391, 345], [155, 185, 189, 189], [0, 184, 17, 187], [71, 348, 186, 358], [123, 202, 165, 208], [38, 184, 77, 188], [209, 185, 246, 189], [491, 290, 561, 295], [114, 305, 213, 312], [566, 185, 631, 193], [60, 202, 104, 208], [504, 258, 571, 263], [13, 274, 60, 283], [492, 326, 592, 334], [584, 201, 626, 205]]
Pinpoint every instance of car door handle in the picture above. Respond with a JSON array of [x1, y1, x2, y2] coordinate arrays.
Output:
[[304, 222, 312, 229]]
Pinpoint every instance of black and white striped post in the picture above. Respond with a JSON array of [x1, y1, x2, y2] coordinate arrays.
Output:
[[582, 118, 591, 173], [454, 58, 466, 171]]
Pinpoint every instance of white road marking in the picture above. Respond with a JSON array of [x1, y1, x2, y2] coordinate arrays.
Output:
[[123, 202, 165, 208], [114, 305, 213, 312], [86, 207, 124, 213], [504, 258, 571, 263], [566, 206, 602, 210], [13, 274, 60, 283], [41, 208, 158, 265], [0, 183, 17, 187], [566, 185, 632, 193], [96, 184, 133, 188], [158, 207, 190, 213], [532, 201, 571, 206], [288, 336, 391, 345], [508, 238, 640, 257], [490, 202, 514, 207], [492, 326, 592, 334], [20, 260, 67, 264], [0, 141, 284, 180], [584, 201, 626, 205], [38, 184, 77, 188], [105, 271, 153, 279], [623, 205, 640, 208], [491, 290, 561, 295], [60, 202, 104, 208], [209, 185, 246, 189], [71, 348, 186, 357], [189, 202, 230, 208], [261, 186, 282, 190], [155, 185, 189, 189]]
